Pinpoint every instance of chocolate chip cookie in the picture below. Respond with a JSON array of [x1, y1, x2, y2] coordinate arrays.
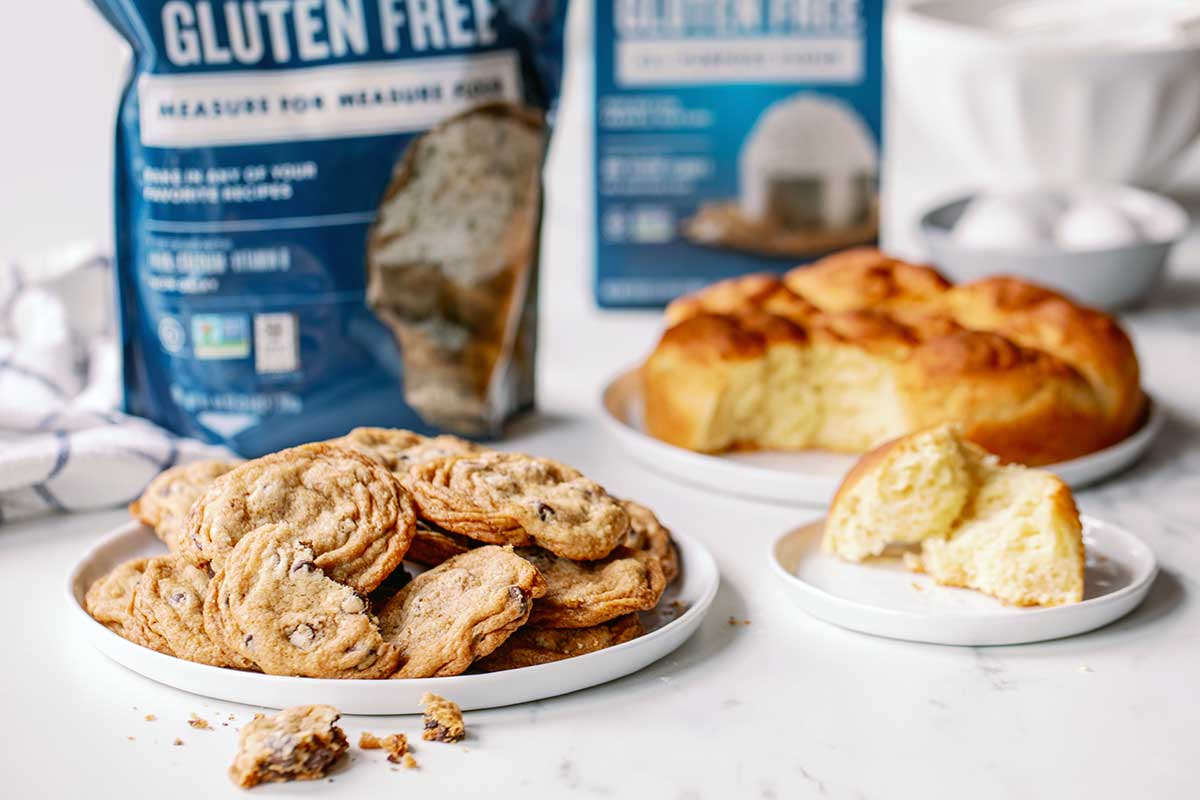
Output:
[[379, 546, 546, 678], [519, 545, 666, 629], [184, 443, 416, 593], [331, 427, 482, 474], [229, 704, 348, 788], [474, 614, 645, 672], [617, 499, 680, 585], [206, 523, 401, 678], [130, 460, 239, 552], [419, 692, 465, 742], [84, 558, 149, 638], [406, 521, 475, 566], [405, 452, 630, 560], [129, 555, 231, 667]]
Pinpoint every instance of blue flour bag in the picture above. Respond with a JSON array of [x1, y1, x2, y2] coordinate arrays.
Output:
[[93, 0, 569, 455], [594, 0, 884, 306]]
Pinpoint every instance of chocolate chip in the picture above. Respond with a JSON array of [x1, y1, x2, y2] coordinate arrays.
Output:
[[291, 560, 315, 574], [507, 585, 528, 610], [168, 591, 186, 605], [288, 623, 316, 649], [535, 501, 555, 521]]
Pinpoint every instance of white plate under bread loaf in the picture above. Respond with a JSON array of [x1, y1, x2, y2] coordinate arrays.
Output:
[[642, 248, 1143, 465], [823, 425, 1084, 607]]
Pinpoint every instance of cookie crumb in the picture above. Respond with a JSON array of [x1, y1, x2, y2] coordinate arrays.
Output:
[[173, 738, 184, 746], [144, 714, 157, 722], [188, 714, 211, 730], [402, 753, 418, 769], [360, 732, 409, 763], [910, 582, 925, 592], [727, 616, 751, 626], [1079, 665, 1093, 673], [229, 705, 348, 789], [420, 693, 464, 743], [127, 736, 135, 741]]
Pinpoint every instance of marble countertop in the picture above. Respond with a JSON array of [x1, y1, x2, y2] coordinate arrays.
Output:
[[2, 7, 1199, 798], [3, 202, 1198, 800]]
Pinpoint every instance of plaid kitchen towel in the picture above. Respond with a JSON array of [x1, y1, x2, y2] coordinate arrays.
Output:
[[0, 244, 231, 523]]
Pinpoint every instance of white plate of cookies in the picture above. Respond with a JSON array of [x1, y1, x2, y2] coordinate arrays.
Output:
[[68, 430, 719, 714], [601, 367, 1165, 507], [768, 427, 1158, 646]]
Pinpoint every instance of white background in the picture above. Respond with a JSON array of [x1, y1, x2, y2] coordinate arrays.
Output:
[[1, 2, 1199, 799]]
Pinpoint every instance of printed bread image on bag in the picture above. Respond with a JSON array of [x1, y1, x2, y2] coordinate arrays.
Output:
[[594, 1, 883, 306], [367, 104, 545, 435], [685, 94, 879, 258], [93, 0, 568, 455]]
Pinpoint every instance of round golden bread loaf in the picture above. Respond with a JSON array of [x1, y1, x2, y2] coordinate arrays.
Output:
[[643, 247, 1143, 465], [823, 425, 1085, 607]]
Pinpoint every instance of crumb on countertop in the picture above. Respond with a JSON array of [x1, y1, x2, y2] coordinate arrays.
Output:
[[727, 616, 751, 626], [402, 753, 418, 769], [144, 714, 157, 722], [173, 738, 184, 746], [420, 693, 464, 743], [360, 732, 409, 763], [188, 713, 211, 730]]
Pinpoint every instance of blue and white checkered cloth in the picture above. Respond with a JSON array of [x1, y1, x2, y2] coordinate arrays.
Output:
[[0, 244, 231, 523]]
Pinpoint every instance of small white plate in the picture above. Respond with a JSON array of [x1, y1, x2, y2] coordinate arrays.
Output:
[[769, 516, 1157, 646], [68, 521, 719, 714], [601, 366, 1165, 507]]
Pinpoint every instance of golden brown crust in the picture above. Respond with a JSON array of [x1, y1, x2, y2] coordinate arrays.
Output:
[[644, 248, 1143, 465], [784, 247, 951, 312], [828, 434, 907, 511]]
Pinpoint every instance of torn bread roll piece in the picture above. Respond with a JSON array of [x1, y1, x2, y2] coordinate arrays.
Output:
[[823, 425, 1084, 607], [367, 103, 546, 436]]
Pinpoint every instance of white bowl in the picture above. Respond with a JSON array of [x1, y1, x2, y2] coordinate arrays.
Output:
[[920, 186, 1187, 309], [888, 0, 1200, 183]]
